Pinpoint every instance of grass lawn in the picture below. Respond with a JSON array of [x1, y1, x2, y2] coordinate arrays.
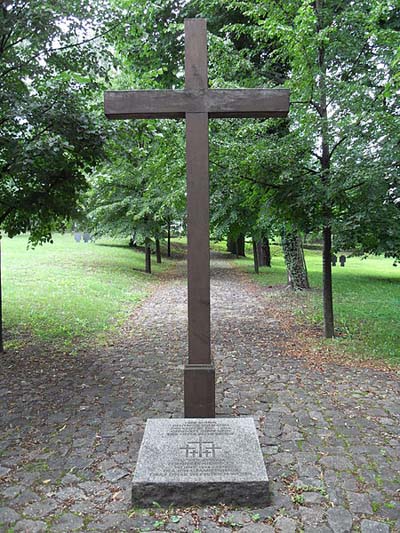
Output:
[[215, 240, 400, 365], [2, 233, 173, 349]]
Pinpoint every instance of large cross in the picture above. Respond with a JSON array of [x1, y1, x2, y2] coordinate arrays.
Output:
[[105, 19, 289, 419]]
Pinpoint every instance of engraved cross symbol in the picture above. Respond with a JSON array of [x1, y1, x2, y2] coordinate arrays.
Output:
[[180, 436, 221, 458]]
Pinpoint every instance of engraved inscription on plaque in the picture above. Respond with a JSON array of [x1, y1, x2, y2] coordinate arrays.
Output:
[[167, 420, 234, 437], [133, 418, 268, 484]]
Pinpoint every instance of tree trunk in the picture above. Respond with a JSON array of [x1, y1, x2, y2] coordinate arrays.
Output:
[[264, 237, 271, 267], [257, 237, 271, 267], [156, 238, 162, 264], [236, 234, 246, 257], [0, 236, 3, 353], [316, 0, 335, 337], [167, 220, 171, 258], [145, 239, 151, 274], [252, 239, 259, 274], [323, 225, 334, 338], [257, 242, 262, 265], [227, 233, 245, 257], [281, 230, 310, 290], [227, 234, 236, 254]]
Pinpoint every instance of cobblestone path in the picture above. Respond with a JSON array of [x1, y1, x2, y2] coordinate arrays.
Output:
[[1, 254, 399, 532]]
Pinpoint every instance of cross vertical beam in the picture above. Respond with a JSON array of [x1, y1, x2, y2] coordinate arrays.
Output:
[[184, 19, 215, 418], [186, 112, 210, 364]]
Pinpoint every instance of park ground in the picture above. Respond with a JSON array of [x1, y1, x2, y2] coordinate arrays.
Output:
[[0, 234, 399, 532]]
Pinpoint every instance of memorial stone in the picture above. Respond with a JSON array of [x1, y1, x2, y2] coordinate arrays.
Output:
[[339, 255, 346, 267], [132, 418, 269, 506]]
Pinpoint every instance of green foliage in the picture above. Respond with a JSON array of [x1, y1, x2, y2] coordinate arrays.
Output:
[[85, 118, 186, 245], [215, 0, 400, 256], [82, 3, 189, 245], [0, 1, 117, 243]]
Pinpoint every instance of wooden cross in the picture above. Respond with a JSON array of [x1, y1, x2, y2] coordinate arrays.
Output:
[[104, 19, 290, 419]]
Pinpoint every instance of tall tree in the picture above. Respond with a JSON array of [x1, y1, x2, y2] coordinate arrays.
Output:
[[0, 0, 117, 349], [85, 118, 186, 272], [219, 0, 400, 337], [0, 0, 117, 240]]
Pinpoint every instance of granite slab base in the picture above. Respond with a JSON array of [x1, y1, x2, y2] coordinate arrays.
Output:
[[132, 417, 269, 507]]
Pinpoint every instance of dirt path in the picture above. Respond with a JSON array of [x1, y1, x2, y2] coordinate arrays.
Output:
[[1, 253, 399, 532]]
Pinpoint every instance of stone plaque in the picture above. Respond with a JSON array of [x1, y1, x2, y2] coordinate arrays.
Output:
[[132, 418, 269, 506]]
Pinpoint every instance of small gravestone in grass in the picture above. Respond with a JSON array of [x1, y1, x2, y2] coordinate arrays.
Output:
[[83, 232, 91, 243], [339, 255, 347, 267], [74, 232, 82, 243], [104, 18, 289, 507], [331, 253, 337, 266]]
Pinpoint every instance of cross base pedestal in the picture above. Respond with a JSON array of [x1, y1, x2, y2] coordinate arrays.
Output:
[[184, 363, 215, 418]]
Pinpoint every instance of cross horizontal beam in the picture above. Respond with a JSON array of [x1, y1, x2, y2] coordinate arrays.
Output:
[[104, 88, 290, 120]]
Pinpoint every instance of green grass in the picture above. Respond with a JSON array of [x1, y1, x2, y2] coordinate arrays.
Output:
[[3, 233, 172, 348], [4, 234, 399, 363], [218, 240, 400, 364]]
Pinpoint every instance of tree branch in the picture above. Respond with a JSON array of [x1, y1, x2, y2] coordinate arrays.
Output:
[[240, 175, 282, 189], [0, 18, 124, 79], [0, 1, 29, 55], [210, 159, 281, 190], [302, 166, 320, 175], [343, 181, 365, 192], [0, 206, 14, 226], [329, 135, 347, 158], [341, 41, 370, 82], [310, 100, 323, 117], [312, 151, 322, 162]]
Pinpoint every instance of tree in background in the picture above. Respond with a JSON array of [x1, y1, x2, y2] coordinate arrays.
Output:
[[85, 118, 186, 273], [0, 0, 118, 240], [106, 0, 311, 286], [90, 0, 400, 334], [0, 0, 118, 350], [217, 0, 400, 337], [194, 2, 311, 285]]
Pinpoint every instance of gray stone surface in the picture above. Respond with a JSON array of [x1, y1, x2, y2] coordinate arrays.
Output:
[[240, 525, 274, 533], [0, 466, 10, 477], [302, 526, 332, 533], [14, 519, 47, 532], [347, 491, 373, 514], [132, 417, 269, 506], [360, 519, 390, 533], [275, 516, 297, 532], [51, 512, 84, 531], [327, 507, 353, 532], [23, 500, 58, 518], [0, 506, 20, 524]]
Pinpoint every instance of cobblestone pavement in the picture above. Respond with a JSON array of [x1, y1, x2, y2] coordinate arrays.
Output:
[[1, 254, 399, 532]]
